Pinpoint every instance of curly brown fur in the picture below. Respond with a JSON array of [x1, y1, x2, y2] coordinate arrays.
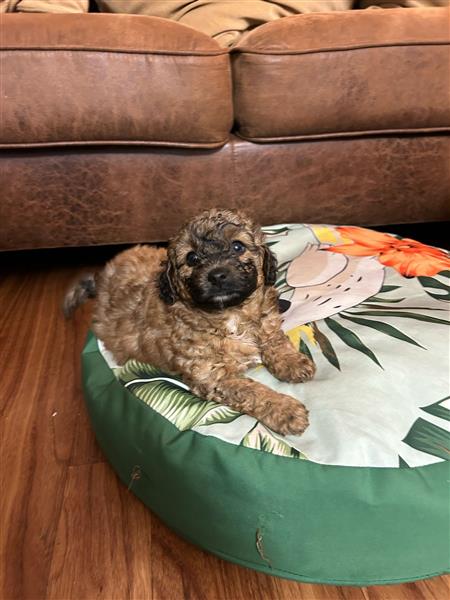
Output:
[[63, 273, 97, 318], [70, 209, 315, 435]]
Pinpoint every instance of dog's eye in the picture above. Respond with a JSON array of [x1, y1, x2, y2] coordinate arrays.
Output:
[[186, 251, 200, 267], [232, 240, 246, 254]]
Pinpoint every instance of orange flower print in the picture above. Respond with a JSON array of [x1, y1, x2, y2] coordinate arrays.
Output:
[[326, 227, 450, 277]]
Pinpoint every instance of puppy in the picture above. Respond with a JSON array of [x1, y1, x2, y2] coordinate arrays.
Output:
[[65, 209, 315, 435]]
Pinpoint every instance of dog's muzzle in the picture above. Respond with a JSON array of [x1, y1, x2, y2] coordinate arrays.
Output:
[[188, 262, 258, 310]]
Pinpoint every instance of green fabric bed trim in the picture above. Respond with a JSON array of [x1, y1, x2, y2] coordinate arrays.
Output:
[[82, 332, 450, 586]]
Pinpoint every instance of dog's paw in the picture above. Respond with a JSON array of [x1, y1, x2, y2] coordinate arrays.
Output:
[[270, 353, 316, 384], [262, 394, 309, 436]]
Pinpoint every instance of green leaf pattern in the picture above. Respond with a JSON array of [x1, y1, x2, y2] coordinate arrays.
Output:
[[241, 423, 307, 459], [118, 360, 240, 431]]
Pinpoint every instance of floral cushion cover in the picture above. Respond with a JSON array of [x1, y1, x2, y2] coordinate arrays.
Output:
[[99, 224, 450, 469]]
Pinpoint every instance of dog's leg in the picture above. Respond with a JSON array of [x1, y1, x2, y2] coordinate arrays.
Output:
[[190, 376, 309, 436], [259, 318, 316, 383]]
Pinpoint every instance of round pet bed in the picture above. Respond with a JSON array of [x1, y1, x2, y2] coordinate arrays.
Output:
[[82, 223, 450, 586]]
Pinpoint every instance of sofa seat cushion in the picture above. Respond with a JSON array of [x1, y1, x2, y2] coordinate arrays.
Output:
[[232, 7, 450, 141], [0, 14, 232, 149]]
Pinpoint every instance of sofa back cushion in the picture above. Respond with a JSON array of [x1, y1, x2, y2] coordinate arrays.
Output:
[[0, 14, 232, 149], [232, 7, 450, 141]]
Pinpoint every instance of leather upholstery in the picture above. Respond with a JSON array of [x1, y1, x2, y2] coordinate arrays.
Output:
[[1, 136, 448, 251], [0, 9, 449, 250], [232, 8, 450, 141], [232, 136, 450, 225], [0, 14, 232, 148]]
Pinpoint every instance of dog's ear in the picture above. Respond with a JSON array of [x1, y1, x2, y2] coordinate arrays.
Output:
[[263, 244, 277, 286], [158, 259, 178, 305]]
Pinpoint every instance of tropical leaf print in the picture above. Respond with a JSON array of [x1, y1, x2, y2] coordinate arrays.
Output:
[[362, 296, 406, 304], [324, 316, 382, 368], [117, 360, 240, 431], [299, 337, 313, 363], [356, 303, 447, 311], [379, 285, 401, 293], [292, 271, 450, 369], [404, 417, 449, 461], [263, 226, 291, 236], [241, 423, 307, 459], [269, 225, 449, 369], [274, 260, 293, 294], [130, 381, 240, 431], [417, 271, 450, 302], [346, 310, 449, 325], [421, 396, 450, 421], [193, 404, 242, 428], [401, 398, 450, 462], [339, 314, 424, 349], [311, 322, 340, 370]]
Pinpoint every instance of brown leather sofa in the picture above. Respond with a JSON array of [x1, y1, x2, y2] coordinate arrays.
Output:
[[1, 7, 449, 251]]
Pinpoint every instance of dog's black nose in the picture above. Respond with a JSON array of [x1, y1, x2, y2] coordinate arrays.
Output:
[[208, 267, 229, 287]]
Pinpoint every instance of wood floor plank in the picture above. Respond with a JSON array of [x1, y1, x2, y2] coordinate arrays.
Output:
[[1, 253, 448, 600], [364, 577, 450, 600], [0, 266, 95, 600], [46, 463, 153, 600]]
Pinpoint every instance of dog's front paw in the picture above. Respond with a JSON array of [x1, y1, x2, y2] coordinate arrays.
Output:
[[270, 352, 316, 384], [261, 393, 309, 436]]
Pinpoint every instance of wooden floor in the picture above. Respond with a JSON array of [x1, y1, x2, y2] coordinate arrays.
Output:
[[1, 234, 449, 600]]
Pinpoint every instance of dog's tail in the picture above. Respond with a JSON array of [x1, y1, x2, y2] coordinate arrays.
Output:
[[63, 273, 97, 318]]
